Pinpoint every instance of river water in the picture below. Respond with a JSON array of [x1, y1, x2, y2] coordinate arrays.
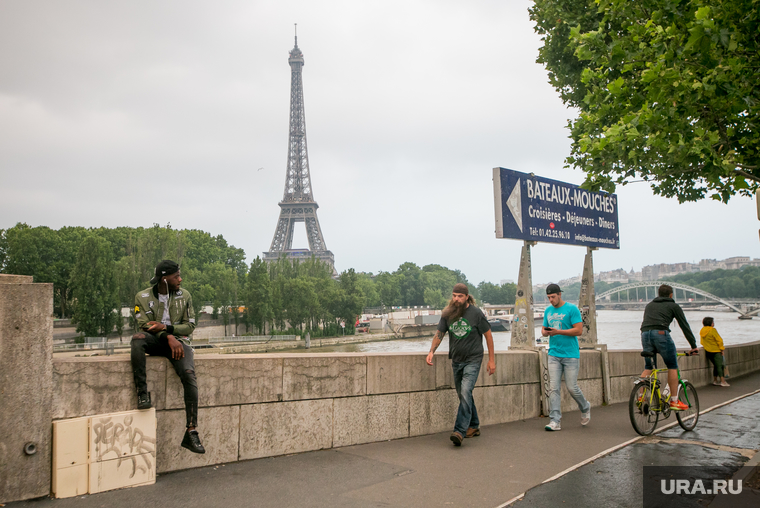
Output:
[[308, 310, 760, 353]]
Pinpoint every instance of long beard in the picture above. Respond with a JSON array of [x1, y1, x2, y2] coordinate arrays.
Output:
[[443, 299, 467, 323]]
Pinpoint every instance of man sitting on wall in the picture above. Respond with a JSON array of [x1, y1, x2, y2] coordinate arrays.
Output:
[[131, 260, 205, 454]]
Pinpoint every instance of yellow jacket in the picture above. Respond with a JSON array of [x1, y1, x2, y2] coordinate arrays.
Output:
[[700, 326, 725, 353]]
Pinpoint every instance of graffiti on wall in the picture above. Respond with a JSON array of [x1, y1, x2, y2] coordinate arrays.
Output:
[[92, 414, 156, 478]]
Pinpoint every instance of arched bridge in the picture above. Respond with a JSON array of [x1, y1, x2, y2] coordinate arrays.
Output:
[[595, 281, 760, 318]]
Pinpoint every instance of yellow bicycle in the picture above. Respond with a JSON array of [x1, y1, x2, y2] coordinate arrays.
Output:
[[629, 351, 700, 436]]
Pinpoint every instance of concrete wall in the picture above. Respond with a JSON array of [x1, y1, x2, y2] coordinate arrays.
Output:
[[0, 275, 54, 504], [47, 341, 760, 475]]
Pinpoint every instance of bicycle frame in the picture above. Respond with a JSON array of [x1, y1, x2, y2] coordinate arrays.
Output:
[[641, 353, 693, 411]]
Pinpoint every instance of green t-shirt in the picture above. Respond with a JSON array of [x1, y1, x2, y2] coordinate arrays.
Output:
[[437, 305, 491, 363]]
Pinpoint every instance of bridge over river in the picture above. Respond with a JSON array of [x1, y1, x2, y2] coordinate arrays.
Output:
[[596, 280, 760, 318], [484, 281, 760, 319]]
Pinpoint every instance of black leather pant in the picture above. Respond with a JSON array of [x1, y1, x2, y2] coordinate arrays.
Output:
[[131, 332, 198, 428]]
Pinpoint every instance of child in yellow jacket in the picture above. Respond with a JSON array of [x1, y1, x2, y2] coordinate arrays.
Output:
[[700, 317, 729, 387]]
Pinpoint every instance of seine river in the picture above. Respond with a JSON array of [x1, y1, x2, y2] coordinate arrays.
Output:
[[308, 310, 760, 353]]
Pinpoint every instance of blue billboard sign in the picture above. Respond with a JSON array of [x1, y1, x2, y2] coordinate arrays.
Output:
[[493, 167, 620, 249]]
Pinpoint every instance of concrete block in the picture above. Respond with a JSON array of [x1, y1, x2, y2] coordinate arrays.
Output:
[[333, 393, 409, 447], [558, 379, 603, 414], [434, 353, 454, 389], [156, 405, 239, 473], [53, 357, 166, 419], [283, 354, 366, 401], [90, 409, 156, 463], [166, 356, 282, 409], [578, 350, 602, 379], [367, 353, 435, 394], [473, 383, 541, 425], [89, 453, 155, 493], [0, 281, 53, 503], [0, 274, 33, 283], [239, 399, 332, 460], [609, 376, 636, 405], [477, 351, 540, 387], [52, 464, 88, 499], [681, 368, 711, 388], [409, 389, 459, 436], [608, 350, 645, 377]]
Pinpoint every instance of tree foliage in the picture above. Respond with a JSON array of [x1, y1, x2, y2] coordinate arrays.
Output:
[[70, 235, 118, 337], [665, 266, 760, 297], [530, 0, 760, 202]]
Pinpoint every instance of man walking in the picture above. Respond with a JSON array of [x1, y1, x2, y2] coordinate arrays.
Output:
[[131, 260, 205, 454], [639, 284, 699, 410], [542, 284, 590, 431], [426, 283, 495, 446]]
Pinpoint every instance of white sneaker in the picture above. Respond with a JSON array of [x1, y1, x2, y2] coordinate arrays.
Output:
[[545, 421, 561, 431], [581, 410, 591, 426]]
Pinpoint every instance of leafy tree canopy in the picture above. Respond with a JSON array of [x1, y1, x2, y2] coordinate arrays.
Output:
[[530, 0, 759, 202]]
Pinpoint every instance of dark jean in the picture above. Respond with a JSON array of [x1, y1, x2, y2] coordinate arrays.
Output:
[[452, 360, 481, 435], [641, 329, 678, 370], [131, 332, 198, 428], [705, 351, 725, 378]]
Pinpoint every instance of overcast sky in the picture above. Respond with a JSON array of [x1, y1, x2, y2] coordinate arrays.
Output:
[[0, 0, 756, 285]]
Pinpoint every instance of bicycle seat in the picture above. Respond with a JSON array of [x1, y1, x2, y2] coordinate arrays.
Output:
[[640, 351, 656, 358]]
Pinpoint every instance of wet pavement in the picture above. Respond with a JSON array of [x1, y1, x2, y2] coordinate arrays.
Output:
[[6, 371, 760, 508], [512, 389, 760, 508]]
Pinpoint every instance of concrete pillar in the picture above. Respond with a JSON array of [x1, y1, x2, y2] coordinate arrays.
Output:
[[578, 247, 598, 347], [510, 241, 536, 349], [0, 275, 54, 503]]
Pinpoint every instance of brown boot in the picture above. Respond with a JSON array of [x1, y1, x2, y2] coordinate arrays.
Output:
[[450, 431, 463, 446], [465, 428, 480, 438]]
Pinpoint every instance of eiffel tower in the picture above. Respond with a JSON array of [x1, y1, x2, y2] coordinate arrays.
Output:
[[263, 30, 334, 269]]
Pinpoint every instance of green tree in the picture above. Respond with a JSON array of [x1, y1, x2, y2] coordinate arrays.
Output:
[[2, 223, 84, 317], [244, 256, 272, 334], [331, 269, 366, 331], [0, 228, 7, 272], [422, 264, 459, 308], [282, 277, 317, 332], [355, 272, 381, 308], [395, 262, 426, 306], [530, 0, 759, 202], [207, 262, 238, 336], [375, 271, 401, 308], [70, 235, 118, 337]]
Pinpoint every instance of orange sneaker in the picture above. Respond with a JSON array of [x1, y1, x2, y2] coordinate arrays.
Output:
[[669, 400, 689, 411]]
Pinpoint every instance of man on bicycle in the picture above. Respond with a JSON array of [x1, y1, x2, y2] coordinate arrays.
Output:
[[639, 284, 699, 410]]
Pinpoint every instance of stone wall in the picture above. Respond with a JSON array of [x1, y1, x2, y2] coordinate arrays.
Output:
[[0, 275, 54, 503], [48, 341, 760, 475]]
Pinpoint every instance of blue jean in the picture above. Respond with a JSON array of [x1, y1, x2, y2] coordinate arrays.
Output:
[[641, 329, 678, 370], [548, 355, 590, 424], [452, 361, 481, 435]]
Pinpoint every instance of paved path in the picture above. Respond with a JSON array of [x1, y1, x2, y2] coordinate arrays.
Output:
[[8, 371, 760, 508]]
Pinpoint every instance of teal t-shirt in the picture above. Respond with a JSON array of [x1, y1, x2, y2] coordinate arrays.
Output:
[[543, 302, 582, 358]]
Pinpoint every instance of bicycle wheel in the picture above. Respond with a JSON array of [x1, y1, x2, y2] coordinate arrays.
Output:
[[629, 380, 659, 436], [676, 381, 699, 431]]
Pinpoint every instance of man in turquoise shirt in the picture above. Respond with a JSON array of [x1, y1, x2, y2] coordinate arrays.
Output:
[[541, 284, 590, 431]]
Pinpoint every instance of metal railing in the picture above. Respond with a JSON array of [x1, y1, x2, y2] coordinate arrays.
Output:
[[208, 335, 299, 344], [53, 338, 121, 355]]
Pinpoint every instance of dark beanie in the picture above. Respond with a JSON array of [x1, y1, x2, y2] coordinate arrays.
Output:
[[452, 283, 469, 295]]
